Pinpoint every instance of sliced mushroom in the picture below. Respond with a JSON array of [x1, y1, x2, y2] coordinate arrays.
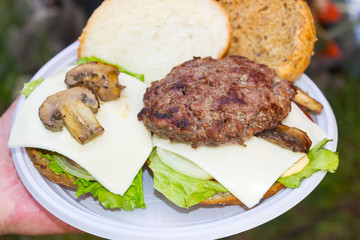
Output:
[[255, 124, 312, 153], [39, 86, 104, 144], [293, 87, 323, 114], [65, 61, 125, 101]]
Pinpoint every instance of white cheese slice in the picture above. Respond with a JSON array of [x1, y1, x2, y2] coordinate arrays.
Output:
[[283, 102, 327, 149], [8, 66, 153, 195], [153, 103, 327, 208]]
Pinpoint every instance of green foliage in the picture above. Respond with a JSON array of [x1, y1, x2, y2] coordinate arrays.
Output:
[[0, 1, 22, 114]]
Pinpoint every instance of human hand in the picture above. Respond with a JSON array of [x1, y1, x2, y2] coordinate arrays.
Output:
[[0, 100, 81, 235]]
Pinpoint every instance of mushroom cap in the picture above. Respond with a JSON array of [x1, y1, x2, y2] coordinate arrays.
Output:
[[65, 61, 124, 101], [39, 86, 100, 131]]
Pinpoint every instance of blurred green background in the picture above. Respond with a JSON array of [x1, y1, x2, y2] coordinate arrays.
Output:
[[1, 0, 359, 239]]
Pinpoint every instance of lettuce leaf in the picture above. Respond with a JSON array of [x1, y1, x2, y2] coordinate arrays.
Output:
[[148, 148, 227, 208], [278, 139, 339, 188], [39, 151, 145, 210], [76, 56, 145, 82], [74, 170, 145, 210], [20, 77, 44, 98], [39, 152, 75, 179], [20, 56, 144, 98]]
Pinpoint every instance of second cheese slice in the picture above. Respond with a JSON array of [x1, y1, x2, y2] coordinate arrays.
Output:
[[153, 103, 327, 208]]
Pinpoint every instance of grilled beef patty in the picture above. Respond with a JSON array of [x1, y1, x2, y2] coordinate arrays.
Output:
[[138, 56, 296, 148]]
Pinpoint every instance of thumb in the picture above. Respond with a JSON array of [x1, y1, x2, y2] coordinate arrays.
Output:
[[0, 98, 19, 146]]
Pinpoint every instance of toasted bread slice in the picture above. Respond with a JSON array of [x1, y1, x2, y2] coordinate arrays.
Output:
[[78, 0, 231, 84], [26, 148, 77, 188], [219, 0, 317, 81]]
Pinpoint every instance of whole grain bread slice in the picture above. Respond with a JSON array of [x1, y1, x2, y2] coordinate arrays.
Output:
[[218, 0, 317, 81], [26, 148, 77, 188]]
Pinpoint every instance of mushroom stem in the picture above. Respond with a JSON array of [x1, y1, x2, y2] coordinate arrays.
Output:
[[256, 124, 312, 152], [293, 87, 323, 114], [59, 102, 104, 144]]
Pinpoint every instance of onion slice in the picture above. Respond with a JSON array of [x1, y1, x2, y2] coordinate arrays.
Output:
[[53, 154, 96, 180], [157, 147, 213, 180]]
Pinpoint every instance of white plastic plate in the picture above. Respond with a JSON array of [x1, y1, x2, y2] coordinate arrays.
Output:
[[10, 42, 338, 239]]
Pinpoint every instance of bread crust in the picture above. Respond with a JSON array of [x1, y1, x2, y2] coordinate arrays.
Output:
[[211, 0, 232, 58], [77, 0, 109, 58], [276, 0, 317, 81], [200, 182, 285, 205], [219, 0, 317, 81], [26, 148, 77, 188]]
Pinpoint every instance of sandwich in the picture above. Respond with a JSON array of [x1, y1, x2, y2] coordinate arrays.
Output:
[[138, 56, 339, 209]]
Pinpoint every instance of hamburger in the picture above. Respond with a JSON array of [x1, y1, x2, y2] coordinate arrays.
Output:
[[8, 0, 338, 211], [7, 55, 339, 210]]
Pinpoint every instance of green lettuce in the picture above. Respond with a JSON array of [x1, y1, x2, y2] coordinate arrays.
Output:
[[149, 139, 339, 208], [76, 56, 145, 82], [39, 151, 145, 210], [74, 170, 145, 210], [148, 148, 227, 208], [20, 56, 144, 98], [39, 152, 75, 179], [278, 139, 339, 188], [20, 77, 44, 98]]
